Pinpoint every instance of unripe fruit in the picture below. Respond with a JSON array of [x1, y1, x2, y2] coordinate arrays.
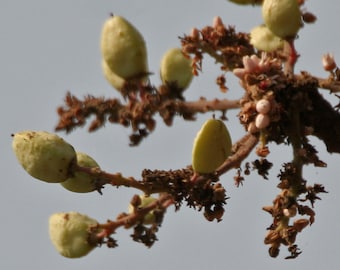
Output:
[[12, 131, 76, 183], [192, 119, 232, 174], [102, 59, 125, 91], [61, 152, 99, 193], [250, 25, 284, 52], [262, 0, 301, 39], [49, 212, 98, 258], [160, 48, 193, 90], [128, 195, 157, 225], [100, 15, 148, 79]]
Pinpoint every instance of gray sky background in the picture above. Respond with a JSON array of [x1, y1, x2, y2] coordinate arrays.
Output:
[[1, 1, 340, 269]]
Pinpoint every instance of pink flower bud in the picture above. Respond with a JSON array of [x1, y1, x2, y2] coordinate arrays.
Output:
[[256, 99, 271, 114], [255, 113, 270, 129], [242, 55, 258, 73], [212, 16, 224, 28], [322, 53, 336, 72], [190, 28, 200, 40]]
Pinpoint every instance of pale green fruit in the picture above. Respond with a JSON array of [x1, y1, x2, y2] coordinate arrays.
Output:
[[61, 152, 99, 193], [102, 59, 125, 91], [12, 131, 76, 183], [100, 15, 148, 79], [262, 0, 301, 39], [192, 119, 232, 174], [250, 24, 284, 52], [49, 212, 98, 258], [128, 195, 157, 225], [160, 48, 193, 90], [228, 0, 262, 5]]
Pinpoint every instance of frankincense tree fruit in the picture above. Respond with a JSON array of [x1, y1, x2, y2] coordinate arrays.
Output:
[[49, 212, 99, 258], [192, 119, 232, 174], [101, 59, 125, 91], [61, 152, 100, 193], [262, 0, 301, 39], [12, 131, 76, 183], [250, 24, 284, 52], [160, 47, 193, 90], [100, 15, 148, 80]]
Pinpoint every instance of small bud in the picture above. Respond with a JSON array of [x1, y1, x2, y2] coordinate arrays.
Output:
[[212, 16, 224, 28], [160, 48, 193, 90], [302, 11, 317, 24], [247, 122, 259, 134], [255, 113, 270, 129], [322, 53, 336, 72], [242, 55, 258, 73], [264, 230, 280, 245], [283, 206, 297, 217], [262, 0, 301, 39], [61, 152, 100, 193], [49, 212, 99, 258], [233, 68, 247, 79], [256, 99, 271, 114], [190, 28, 200, 40], [100, 15, 148, 79], [192, 118, 232, 174], [12, 131, 76, 183], [293, 219, 309, 232], [128, 194, 157, 225]]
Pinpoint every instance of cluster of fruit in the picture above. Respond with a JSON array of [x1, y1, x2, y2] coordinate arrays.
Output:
[[100, 15, 193, 98]]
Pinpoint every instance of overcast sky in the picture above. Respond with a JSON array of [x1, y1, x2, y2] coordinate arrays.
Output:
[[1, 1, 340, 269]]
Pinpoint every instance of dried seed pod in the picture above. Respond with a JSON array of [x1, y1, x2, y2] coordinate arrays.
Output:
[[128, 194, 157, 225], [192, 118, 232, 174], [160, 48, 193, 90], [61, 152, 100, 193], [49, 212, 99, 258], [100, 15, 148, 79], [250, 24, 284, 52], [12, 131, 76, 183], [262, 0, 301, 39]]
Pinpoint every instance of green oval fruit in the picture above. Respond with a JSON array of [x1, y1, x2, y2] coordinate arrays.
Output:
[[100, 15, 148, 79], [12, 131, 76, 183], [192, 119, 232, 174], [160, 48, 193, 90], [262, 0, 301, 39], [250, 24, 284, 52], [49, 212, 98, 258], [128, 195, 157, 225], [61, 152, 99, 193], [102, 59, 125, 91]]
